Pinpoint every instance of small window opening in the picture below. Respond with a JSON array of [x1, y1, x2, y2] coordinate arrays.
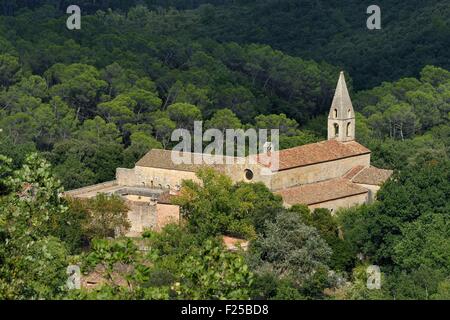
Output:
[[244, 169, 254, 181], [334, 123, 339, 137]]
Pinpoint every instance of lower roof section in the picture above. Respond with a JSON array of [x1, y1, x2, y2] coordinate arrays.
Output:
[[351, 166, 393, 186], [275, 178, 369, 206]]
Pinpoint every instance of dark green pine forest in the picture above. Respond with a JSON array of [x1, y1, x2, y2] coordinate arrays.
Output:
[[0, 1, 449, 299]]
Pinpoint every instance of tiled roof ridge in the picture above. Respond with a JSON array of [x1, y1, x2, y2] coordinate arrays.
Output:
[[261, 140, 370, 171]]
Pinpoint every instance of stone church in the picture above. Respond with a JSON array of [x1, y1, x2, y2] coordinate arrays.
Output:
[[66, 72, 392, 236]]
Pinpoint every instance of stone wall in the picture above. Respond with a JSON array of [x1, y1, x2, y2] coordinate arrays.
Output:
[[328, 119, 355, 142], [135, 166, 199, 189], [116, 168, 138, 186], [221, 160, 274, 187], [307, 192, 369, 214], [117, 166, 199, 190], [123, 196, 180, 236], [116, 155, 370, 194], [354, 183, 380, 203], [63, 180, 118, 197], [269, 154, 370, 191], [117, 156, 279, 192], [124, 195, 157, 237], [156, 204, 180, 231]]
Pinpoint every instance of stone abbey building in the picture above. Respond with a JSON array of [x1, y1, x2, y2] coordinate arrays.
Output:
[[66, 72, 392, 236]]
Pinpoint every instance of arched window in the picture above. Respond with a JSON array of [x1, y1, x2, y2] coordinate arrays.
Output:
[[333, 109, 338, 118], [334, 123, 339, 137], [346, 122, 351, 137], [348, 109, 351, 117]]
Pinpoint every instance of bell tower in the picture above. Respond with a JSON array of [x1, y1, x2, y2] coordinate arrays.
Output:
[[328, 71, 355, 142]]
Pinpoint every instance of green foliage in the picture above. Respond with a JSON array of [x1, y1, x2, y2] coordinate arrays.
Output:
[[431, 279, 450, 300], [337, 159, 450, 299], [83, 238, 139, 282], [0, 154, 13, 195], [0, 236, 69, 299], [383, 267, 448, 300], [233, 181, 284, 235], [174, 168, 239, 237], [74, 225, 253, 300], [205, 108, 242, 132], [249, 210, 332, 285], [0, 153, 69, 299], [0, 54, 21, 87], [309, 209, 354, 271], [167, 103, 202, 130], [65, 193, 131, 248], [393, 213, 450, 273], [123, 131, 162, 168], [174, 168, 283, 239], [340, 159, 450, 265], [355, 65, 450, 142], [80, 193, 130, 240], [289, 206, 354, 271], [176, 239, 253, 300], [339, 265, 390, 300]]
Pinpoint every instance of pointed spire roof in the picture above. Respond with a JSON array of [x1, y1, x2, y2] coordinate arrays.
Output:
[[329, 71, 354, 119]]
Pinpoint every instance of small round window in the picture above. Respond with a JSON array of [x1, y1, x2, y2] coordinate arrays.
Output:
[[244, 169, 254, 181]]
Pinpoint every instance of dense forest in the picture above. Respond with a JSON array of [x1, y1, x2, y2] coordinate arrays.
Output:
[[2, 0, 450, 89], [0, 1, 449, 300]]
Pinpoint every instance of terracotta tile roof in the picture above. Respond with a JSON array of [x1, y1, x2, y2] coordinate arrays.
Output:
[[136, 149, 239, 172], [137, 140, 370, 173], [136, 149, 202, 171], [352, 166, 393, 186], [222, 236, 249, 252], [344, 165, 366, 180], [275, 178, 368, 206], [259, 140, 370, 171]]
